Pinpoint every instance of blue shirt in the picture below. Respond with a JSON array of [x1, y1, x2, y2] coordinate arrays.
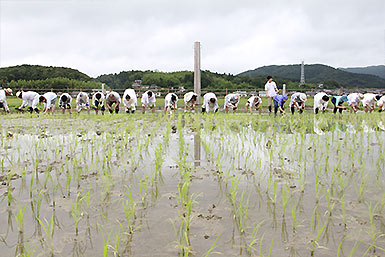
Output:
[[335, 95, 348, 106], [273, 95, 288, 107]]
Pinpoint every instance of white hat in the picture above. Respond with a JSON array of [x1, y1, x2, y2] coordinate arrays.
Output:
[[16, 91, 22, 98], [358, 93, 364, 100], [5, 88, 12, 95], [299, 93, 307, 102]]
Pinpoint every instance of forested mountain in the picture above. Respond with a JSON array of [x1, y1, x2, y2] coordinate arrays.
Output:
[[339, 65, 385, 79], [239, 64, 385, 88], [96, 70, 303, 90], [0, 65, 97, 90], [0, 64, 91, 83]]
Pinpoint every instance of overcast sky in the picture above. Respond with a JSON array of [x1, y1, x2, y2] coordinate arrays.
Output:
[[1, 0, 384, 77]]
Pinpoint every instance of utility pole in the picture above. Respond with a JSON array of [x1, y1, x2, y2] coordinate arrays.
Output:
[[194, 42, 201, 104]]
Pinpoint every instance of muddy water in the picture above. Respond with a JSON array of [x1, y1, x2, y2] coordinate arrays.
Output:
[[0, 113, 385, 256]]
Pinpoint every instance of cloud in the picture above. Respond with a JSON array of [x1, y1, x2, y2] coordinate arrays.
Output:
[[1, 0, 384, 77]]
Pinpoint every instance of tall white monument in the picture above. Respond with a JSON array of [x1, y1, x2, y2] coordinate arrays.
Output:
[[194, 42, 201, 104]]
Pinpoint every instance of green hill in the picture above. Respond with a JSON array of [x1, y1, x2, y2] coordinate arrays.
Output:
[[339, 65, 385, 79], [238, 64, 385, 88], [0, 64, 91, 83]]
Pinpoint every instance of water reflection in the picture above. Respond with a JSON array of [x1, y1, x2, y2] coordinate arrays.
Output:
[[194, 134, 201, 167]]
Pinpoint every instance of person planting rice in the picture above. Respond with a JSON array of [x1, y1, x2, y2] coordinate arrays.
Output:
[[76, 91, 90, 114], [331, 95, 348, 114], [164, 92, 178, 113], [265, 75, 278, 114], [362, 93, 381, 113], [273, 94, 288, 116], [59, 93, 72, 114], [183, 92, 198, 112], [141, 90, 156, 114], [202, 92, 219, 113], [245, 95, 262, 114], [224, 93, 240, 113], [377, 95, 385, 112], [106, 91, 121, 114], [347, 93, 364, 113], [289, 92, 307, 114], [313, 92, 330, 114], [91, 92, 105, 115], [122, 88, 137, 113], [39, 91, 57, 114], [0, 88, 12, 113], [16, 90, 40, 113]]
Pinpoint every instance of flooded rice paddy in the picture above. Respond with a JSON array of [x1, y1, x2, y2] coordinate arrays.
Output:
[[1, 113, 385, 257]]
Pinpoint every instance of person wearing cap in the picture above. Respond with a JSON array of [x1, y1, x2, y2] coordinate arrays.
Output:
[[377, 95, 385, 112], [92, 92, 105, 115], [184, 92, 198, 111], [245, 95, 262, 114], [362, 93, 381, 113], [265, 76, 278, 113], [164, 92, 178, 113], [0, 88, 12, 113], [122, 89, 137, 113], [224, 93, 240, 113], [289, 92, 307, 114], [273, 94, 288, 115], [141, 90, 156, 113], [76, 91, 90, 114], [202, 92, 219, 113], [331, 95, 348, 114], [313, 92, 330, 114], [105, 91, 121, 114], [16, 90, 40, 113], [347, 93, 364, 113], [39, 92, 57, 114], [59, 93, 72, 114]]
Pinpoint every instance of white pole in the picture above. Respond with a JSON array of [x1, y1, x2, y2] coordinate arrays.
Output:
[[194, 42, 201, 104]]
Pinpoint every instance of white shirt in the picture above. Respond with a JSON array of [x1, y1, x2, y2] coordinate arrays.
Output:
[[313, 92, 329, 111], [377, 96, 385, 111], [0, 90, 9, 112], [202, 92, 218, 113], [20, 91, 40, 108], [247, 96, 262, 106], [290, 93, 306, 106], [347, 93, 361, 106], [362, 93, 377, 107], [184, 92, 197, 105], [76, 92, 89, 105], [42, 92, 57, 108], [122, 89, 137, 108], [106, 91, 121, 104], [165, 93, 178, 108], [59, 93, 72, 105], [141, 91, 156, 106], [265, 81, 278, 97], [92, 92, 105, 106], [224, 93, 240, 107]]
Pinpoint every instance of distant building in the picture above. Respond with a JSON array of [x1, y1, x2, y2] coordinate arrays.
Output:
[[258, 91, 267, 97]]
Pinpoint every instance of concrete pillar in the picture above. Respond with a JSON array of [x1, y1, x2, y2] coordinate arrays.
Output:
[[194, 42, 201, 104]]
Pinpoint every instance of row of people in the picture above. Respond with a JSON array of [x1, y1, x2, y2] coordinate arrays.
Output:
[[1, 87, 384, 114], [314, 92, 385, 114]]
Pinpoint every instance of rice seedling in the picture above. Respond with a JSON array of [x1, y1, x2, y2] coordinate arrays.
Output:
[[71, 193, 84, 236]]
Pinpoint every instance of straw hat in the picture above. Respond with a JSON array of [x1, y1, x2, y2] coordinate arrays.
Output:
[[299, 93, 307, 102], [5, 88, 12, 95], [358, 93, 364, 100]]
